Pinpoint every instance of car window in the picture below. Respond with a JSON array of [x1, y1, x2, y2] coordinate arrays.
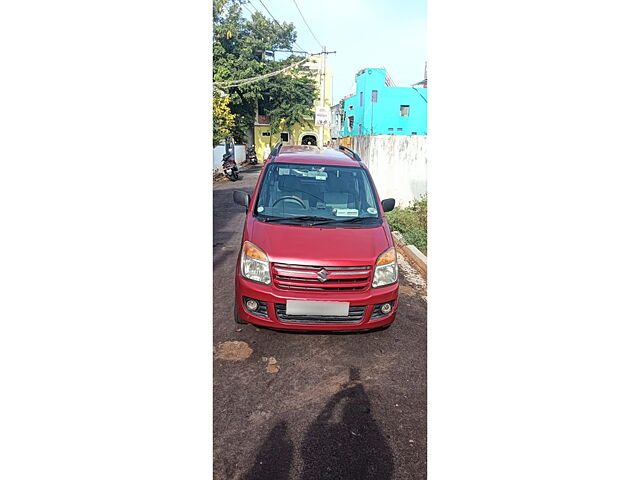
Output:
[[253, 162, 381, 226]]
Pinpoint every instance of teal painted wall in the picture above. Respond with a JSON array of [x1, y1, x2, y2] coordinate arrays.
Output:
[[341, 68, 427, 137]]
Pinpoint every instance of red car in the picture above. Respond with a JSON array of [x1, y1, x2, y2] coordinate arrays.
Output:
[[232, 144, 398, 331]]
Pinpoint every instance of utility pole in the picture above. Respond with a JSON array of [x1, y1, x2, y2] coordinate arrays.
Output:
[[319, 46, 327, 147], [318, 47, 336, 147]]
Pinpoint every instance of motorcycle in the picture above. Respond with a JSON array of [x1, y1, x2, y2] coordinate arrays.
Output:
[[222, 152, 239, 181], [247, 145, 258, 165]]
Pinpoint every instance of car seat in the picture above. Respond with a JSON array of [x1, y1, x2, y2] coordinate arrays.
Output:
[[324, 172, 356, 209]]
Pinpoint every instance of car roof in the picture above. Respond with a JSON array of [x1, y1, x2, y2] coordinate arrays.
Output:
[[272, 145, 364, 168]]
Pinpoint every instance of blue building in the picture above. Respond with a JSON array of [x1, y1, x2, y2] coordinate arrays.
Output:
[[340, 68, 427, 137]]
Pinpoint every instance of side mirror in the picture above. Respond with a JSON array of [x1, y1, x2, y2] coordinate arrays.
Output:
[[233, 190, 251, 212], [381, 198, 395, 212]]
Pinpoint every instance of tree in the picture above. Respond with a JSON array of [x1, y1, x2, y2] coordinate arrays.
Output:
[[262, 69, 317, 138], [213, 88, 235, 146], [213, 0, 317, 143]]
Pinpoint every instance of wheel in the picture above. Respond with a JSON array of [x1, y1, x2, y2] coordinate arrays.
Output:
[[234, 303, 247, 324], [231, 171, 239, 181]]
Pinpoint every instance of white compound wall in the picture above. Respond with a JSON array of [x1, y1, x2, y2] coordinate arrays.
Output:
[[350, 135, 427, 207]]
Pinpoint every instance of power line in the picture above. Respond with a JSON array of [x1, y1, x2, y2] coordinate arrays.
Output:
[[290, 0, 323, 49], [241, 1, 255, 17], [252, 0, 307, 53], [410, 86, 428, 104], [213, 54, 314, 88], [254, 0, 280, 28], [241, 5, 254, 19]]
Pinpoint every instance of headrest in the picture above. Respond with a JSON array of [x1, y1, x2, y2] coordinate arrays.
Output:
[[278, 174, 303, 191], [328, 172, 353, 191]]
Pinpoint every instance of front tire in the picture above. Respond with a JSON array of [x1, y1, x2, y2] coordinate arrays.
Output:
[[231, 171, 239, 181], [234, 303, 247, 324]]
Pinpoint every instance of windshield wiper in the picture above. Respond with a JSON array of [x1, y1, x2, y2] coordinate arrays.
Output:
[[261, 215, 335, 224], [261, 215, 379, 225], [336, 216, 379, 223]]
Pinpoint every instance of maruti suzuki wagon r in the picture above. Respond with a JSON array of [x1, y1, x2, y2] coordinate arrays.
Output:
[[232, 144, 398, 331]]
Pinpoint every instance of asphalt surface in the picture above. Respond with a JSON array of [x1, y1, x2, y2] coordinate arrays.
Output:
[[213, 165, 427, 480]]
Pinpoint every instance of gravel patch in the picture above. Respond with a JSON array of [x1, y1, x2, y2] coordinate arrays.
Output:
[[397, 252, 427, 302]]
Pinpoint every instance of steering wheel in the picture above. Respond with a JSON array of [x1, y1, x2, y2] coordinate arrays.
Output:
[[272, 195, 306, 208]]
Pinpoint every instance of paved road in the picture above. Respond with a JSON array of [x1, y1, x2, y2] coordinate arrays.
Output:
[[213, 166, 427, 480]]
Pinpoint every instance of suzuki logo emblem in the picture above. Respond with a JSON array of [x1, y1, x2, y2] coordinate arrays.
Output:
[[317, 269, 329, 282]]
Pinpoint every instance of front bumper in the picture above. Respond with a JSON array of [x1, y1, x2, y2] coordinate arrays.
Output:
[[234, 274, 399, 331]]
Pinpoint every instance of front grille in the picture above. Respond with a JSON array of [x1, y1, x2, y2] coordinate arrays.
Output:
[[275, 304, 366, 324], [272, 263, 371, 291]]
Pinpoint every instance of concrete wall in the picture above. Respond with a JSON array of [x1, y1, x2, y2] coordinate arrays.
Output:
[[234, 145, 246, 164], [350, 135, 427, 207], [213, 145, 246, 171], [213, 146, 225, 170]]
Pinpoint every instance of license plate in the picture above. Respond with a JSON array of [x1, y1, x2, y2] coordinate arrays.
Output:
[[285, 300, 350, 316]]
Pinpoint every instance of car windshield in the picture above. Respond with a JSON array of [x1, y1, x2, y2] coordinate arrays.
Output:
[[253, 162, 382, 227]]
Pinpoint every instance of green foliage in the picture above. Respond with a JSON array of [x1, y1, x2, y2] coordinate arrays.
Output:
[[386, 196, 427, 256], [263, 71, 316, 135], [213, 0, 318, 143], [213, 89, 235, 146]]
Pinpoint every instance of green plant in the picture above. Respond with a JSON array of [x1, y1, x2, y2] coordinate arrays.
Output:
[[213, 89, 235, 146], [386, 196, 427, 256]]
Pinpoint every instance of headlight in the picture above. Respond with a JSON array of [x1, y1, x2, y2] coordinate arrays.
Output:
[[241, 241, 271, 284], [372, 247, 398, 288]]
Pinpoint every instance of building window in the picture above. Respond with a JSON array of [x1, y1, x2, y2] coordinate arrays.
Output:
[[349, 105, 353, 111], [359, 92, 363, 107], [372, 90, 378, 102], [397, 128, 403, 132], [348, 116, 354, 132], [388, 128, 394, 132], [411, 131, 417, 135], [400, 105, 410, 116], [280, 132, 289, 142], [261, 132, 271, 137], [358, 124, 362, 135]]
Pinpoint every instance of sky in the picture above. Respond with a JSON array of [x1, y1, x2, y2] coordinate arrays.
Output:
[[240, 0, 427, 103]]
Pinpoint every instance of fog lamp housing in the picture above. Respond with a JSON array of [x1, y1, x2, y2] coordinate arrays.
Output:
[[246, 299, 259, 311]]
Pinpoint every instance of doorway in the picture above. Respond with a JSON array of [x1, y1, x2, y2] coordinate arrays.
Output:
[[300, 133, 318, 146]]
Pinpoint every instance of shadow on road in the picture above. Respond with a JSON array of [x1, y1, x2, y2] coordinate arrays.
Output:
[[300, 367, 394, 480], [241, 421, 294, 480], [260, 326, 391, 336], [243, 367, 394, 480]]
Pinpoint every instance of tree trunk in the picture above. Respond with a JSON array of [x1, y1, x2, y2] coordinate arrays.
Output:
[[246, 125, 255, 148]]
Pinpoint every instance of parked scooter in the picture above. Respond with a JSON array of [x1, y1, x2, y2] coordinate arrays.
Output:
[[222, 152, 239, 181], [247, 145, 258, 165]]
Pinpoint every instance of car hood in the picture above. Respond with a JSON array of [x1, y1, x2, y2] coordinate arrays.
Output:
[[248, 220, 392, 266]]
